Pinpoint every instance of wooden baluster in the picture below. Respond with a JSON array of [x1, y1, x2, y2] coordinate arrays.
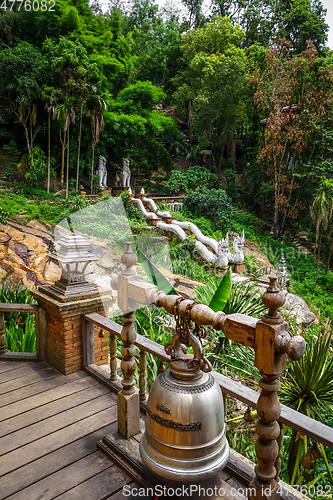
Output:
[[275, 422, 284, 482], [116, 243, 141, 439], [110, 333, 117, 381], [0, 312, 5, 354], [249, 275, 289, 500], [118, 311, 140, 437], [139, 349, 147, 401]]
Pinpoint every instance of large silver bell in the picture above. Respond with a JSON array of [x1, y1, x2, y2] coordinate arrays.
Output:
[[140, 329, 229, 482]]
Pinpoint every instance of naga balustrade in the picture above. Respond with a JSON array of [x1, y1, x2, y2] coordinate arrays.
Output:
[[81, 242, 333, 500], [0, 303, 46, 362]]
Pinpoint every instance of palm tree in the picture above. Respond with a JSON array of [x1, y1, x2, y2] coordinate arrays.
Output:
[[310, 177, 333, 289], [57, 98, 76, 193], [43, 91, 58, 193], [88, 91, 105, 194]]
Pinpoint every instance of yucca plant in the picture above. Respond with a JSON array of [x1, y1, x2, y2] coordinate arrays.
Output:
[[196, 275, 266, 318], [280, 322, 333, 484]]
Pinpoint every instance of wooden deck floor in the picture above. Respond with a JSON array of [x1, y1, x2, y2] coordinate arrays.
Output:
[[0, 360, 134, 500], [0, 361, 304, 500]]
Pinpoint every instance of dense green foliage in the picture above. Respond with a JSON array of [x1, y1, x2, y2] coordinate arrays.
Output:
[[0, 0, 332, 256], [0, 284, 36, 353], [1, 1, 333, 492]]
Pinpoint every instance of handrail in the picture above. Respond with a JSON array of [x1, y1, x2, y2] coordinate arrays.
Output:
[[84, 244, 317, 499], [83, 311, 333, 450], [0, 302, 45, 362], [0, 304, 39, 313]]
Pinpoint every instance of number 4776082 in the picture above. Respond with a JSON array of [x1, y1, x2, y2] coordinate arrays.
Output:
[[0, 0, 55, 11]]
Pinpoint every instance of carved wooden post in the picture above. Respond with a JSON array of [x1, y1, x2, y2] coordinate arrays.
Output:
[[139, 349, 147, 401], [112, 242, 158, 438], [0, 312, 5, 354], [110, 333, 117, 381], [117, 243, 141, 438], [275, 422, 284, 482], [249, 275, 306, 500]]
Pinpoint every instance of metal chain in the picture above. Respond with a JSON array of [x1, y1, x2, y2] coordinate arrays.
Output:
[[173, 298, 206, 345]]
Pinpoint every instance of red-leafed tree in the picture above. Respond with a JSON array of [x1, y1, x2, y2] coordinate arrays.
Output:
[[250, 38, 333, 238]]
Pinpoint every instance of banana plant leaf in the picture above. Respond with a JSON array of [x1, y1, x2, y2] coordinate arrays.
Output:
[[208, 267, 231, 312], [135, 246, 178, 296]]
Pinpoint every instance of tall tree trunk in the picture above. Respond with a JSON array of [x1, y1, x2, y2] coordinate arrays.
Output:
[[314, 228, 321, 290], [66, 125, 70, 199], [91, 143, 95, 195], [91, 118, 96, 195], [23, 122, 32, 158], [76, 107, 83, 192], [47, 114, 50, 194], [313, 218, 320, 262], [59, 128, 67, 190], [273, 166, 279, 239], [30, 109, 33, 152], [231, 137, 236, 167], [326, 237, 333, 274]]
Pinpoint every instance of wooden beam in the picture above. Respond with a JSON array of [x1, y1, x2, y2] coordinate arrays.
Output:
[[84, 312, 333, 450], [0, 304, 39, 313], [223, 314, 257, 348]]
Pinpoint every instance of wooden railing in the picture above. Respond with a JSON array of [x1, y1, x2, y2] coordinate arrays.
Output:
[[80, 242, 333, 499], [83, 311, 333, 450], [0, 303, 46, 362]]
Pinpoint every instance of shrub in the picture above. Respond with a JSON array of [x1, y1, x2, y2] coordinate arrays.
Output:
[[25, 147, 55, 186], [183, 186, 231, 230], [165, 166, 218, 193]]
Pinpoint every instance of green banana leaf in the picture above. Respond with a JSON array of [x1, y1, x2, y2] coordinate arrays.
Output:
[[208, 267, 231, 312], [135, 246, 178, 296]]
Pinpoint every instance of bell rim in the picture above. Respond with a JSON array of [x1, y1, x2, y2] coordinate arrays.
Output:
[[140, 431, 230, 482]]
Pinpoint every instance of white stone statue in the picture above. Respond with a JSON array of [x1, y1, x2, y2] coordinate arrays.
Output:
[[216, 233, 229, 267], [140, 188, 145, 195], [98, 155, 107, 189], [122, 158, 131, 187], [228, 230, 245, 263]]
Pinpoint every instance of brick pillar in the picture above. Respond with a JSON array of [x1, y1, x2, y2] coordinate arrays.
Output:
[[31, 286, 111, 375]]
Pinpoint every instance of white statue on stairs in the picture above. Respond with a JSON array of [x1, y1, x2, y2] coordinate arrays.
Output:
[[228, 230, 245, 263], [217, 233, 229, 267], [98, 155, 107, 189], [122, 158, 131, 187]]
